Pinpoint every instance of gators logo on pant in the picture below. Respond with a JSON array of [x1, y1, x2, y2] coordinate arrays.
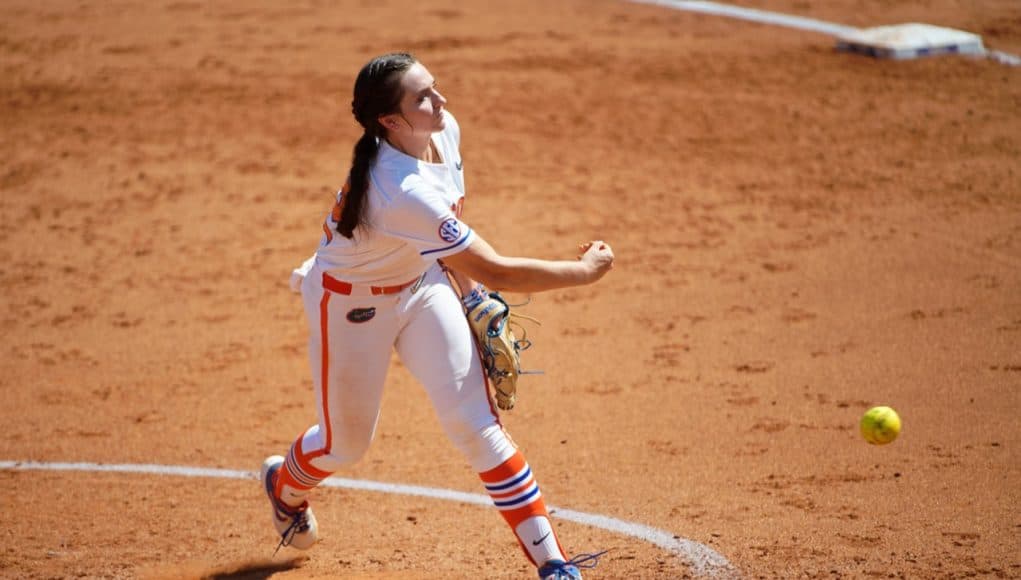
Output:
[[346, 307, 376, 323]]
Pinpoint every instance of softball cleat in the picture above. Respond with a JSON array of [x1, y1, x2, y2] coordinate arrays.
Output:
[[537, 550, 609, 580], [538, 560, 583, 580], [261, 455, 319, 553]]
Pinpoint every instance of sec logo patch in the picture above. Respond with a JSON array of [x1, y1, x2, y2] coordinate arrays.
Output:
[[346, 307, 376, 323], [438, 218, 460, 243]]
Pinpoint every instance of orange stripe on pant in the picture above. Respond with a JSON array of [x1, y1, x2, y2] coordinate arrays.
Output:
[[318, 289, 333, 454], [271, 286, 337, 502]]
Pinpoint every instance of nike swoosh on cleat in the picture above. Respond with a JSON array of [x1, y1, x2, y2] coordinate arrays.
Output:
[[532, 531, 551, 546]]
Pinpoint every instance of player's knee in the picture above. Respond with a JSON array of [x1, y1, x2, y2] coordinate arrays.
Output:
[[445, 421, 514, 473], [321, 434, 374, 468]]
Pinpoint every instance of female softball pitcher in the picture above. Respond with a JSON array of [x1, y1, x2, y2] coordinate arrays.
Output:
[[261, 52, 614, 580]]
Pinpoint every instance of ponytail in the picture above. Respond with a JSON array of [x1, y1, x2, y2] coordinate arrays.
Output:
[[336, 132, 379, 239], [337, 52, 417, 239]]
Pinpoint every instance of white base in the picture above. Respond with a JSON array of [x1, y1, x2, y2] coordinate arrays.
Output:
[[836, 23, 985, 60]]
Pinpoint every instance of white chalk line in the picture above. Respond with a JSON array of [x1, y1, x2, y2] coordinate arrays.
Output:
[[630, 0, 1021, 66], [0, 460, 737, 578], [633, 0, 858, 36]]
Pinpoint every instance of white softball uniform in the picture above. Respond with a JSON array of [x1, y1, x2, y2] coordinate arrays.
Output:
[[289, 112, 515, 476]]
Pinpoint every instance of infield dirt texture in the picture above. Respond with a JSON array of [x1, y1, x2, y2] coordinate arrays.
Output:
[[1, 0, 1019, 578]]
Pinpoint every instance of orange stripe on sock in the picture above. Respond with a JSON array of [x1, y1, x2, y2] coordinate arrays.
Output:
[[497, 496, 551, 567], [275, 433, 336, 498], [479, 450, 527, 484], [500, 499, 548, 528], [479, 451, 550, 527], [274, 464, 304, 498], [293, 433, 333, 480]]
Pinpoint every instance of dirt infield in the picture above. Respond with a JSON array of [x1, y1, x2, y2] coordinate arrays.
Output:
[[2, 0, 1019, 578]]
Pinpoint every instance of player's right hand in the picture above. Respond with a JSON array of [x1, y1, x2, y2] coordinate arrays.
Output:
[[578, 240, 614, 282]]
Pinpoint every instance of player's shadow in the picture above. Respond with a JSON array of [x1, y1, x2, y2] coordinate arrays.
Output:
[[201, 557, 304, 580]]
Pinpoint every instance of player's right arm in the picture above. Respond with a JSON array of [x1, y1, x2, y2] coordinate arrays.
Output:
[[375, 180, 613, 293], [440, 235, 614, 294]]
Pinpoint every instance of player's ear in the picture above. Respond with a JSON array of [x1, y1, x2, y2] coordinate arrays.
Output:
[[378, 114, 401, 132]]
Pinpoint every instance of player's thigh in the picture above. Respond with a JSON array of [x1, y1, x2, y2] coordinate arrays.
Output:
[[395, 283, 494, 432], [304, 282, 399, 459]]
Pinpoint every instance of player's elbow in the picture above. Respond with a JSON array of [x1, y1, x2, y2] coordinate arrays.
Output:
[[444, 236, 515, 289], [456, 254, 514, 290]]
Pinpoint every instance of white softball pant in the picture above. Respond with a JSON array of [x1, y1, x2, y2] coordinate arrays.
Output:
[[294, 261, 515, 474]]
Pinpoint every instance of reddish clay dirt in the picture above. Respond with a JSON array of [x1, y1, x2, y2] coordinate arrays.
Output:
[[2, 0, 1019, 578]]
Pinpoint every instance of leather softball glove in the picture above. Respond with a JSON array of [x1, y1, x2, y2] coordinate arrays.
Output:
[[465, 291, 539, 410]]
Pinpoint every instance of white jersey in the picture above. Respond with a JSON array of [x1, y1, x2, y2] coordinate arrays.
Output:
[[297, 112, 471, 288]]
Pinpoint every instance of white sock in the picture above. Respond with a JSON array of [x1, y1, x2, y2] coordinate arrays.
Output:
[[515, 515, 565, 566]]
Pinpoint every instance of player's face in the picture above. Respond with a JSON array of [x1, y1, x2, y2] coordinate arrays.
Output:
[[388, 62, 446, 135]]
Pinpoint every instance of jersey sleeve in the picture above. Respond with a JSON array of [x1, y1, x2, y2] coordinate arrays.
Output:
[[377, 181, 474, 260]]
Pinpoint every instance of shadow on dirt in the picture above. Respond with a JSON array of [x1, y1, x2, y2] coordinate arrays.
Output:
[[139, 557, 306, 580], [201, 558, 305, 579]]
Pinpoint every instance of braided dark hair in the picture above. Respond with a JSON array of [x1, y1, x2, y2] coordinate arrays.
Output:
[[335, 52, 417, 239]]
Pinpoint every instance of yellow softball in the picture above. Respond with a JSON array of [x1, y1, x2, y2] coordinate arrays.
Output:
[[860, 406, 901, 445]]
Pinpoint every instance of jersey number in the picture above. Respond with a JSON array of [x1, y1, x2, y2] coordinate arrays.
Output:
[[322, 178, 351, 244]]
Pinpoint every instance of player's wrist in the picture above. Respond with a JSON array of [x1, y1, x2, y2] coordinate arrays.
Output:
[[575, 260, 599, 284], [462, 284, 488, 310], [579, 254, 611, 284]]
